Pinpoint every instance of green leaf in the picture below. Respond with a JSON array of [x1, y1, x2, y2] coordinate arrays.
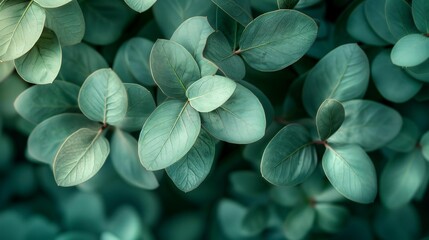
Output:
[[238, 9, 318, 71], [261, 124, 317, 186], [44, 0, 85, 46], [116, 83, 156, 132], [391, 34, 429, 67], [28, 114, 100, 164], [150, 39, 201, 99], [124, 0, 156, 12], [385, 0, 419, 40], [215, 7, 243, 51], [0, 211, 25, 240], [113, 40, 138, 84], [14, 81, 79, 124], [238, 80, 275, 125], [123, 37, 155, 86], [303, 44, 369, 116], [59, 43, 109, 86], [166, 129, 215, 192], [372, 50, 422, 103], [186, 75, 236, 112], [78, 68, 128, 125], [412, 0, 429, 33], [138, 100, 201, 170], [315, 203, 349, 233], [171, 16, 218, 76], [34, 0, 71, 8], [329, 100, 402, 151], [63, 192, 105, 232], [386, 118, 420, 153], [217, 199, 247, 239], [230, 170, 268, 196], [111, 129, 159, 190], [316, 99, 345, 140], [203, 31, 246, 80], [419, 131, 429, 161], [277, 0, 299, 9], [241, 206, 269, 236], [0, 61, 14, 83], [53, 128, 110, 186], [211, 0, 253, 26], [24, 216, 59, 240], [14, 28, 61, 84], [363, 0, 395, 44], [104, 206, 142, 240], [56, 232, 98, 240], [406, 58, 429, 82], [322, 144, 377, 204], [0, 0, 46, 61], [283, 205, 316, 240], [380, 150, 427, 209], [374, 205, 421, 240], [201, 83, 266, 144]]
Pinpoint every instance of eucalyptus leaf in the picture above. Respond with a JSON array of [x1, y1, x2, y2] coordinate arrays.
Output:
[[239, 9, 318, 71], [283, 205, 316, 240], [53, 128, 110, 187], [316, 99, 345, 140], [124, 0, 156, 12], [123, 38, 155, 86], [166, 129, 216, 192], [14, 28, 61, 84], [186, 75, 236, 112], [329, 100, 402, 151], [391, 34, 429, 67], [78, 68, 128, 125], [34, 0, 71, 8], [44, 0, 85, 46], [277, 0, 299, 9], [315, 203, 349, 233], [385, 0, 419, 40], [412, 0, 429, 34], [201, 84, 266, 144], [150, 39, 201, 99], [138, 100, 201, 170], [261, 124, 317, 186], [406, 58, 429, 82], [215, 7, 243, 51], [386, 118, 420, 153], [211, 0, 252, 26], [171, 16, 218, 76], [303, 44, 369, 116], [380, 150, 427, 209], [113, 40, 138, 84], [14, 80, 80, 124], [238, 80, 275, 125], [322, 144, 377, 204], [0, 0, 46, 61], [111, 129, 159, 190], [363, 0, 395, 44]]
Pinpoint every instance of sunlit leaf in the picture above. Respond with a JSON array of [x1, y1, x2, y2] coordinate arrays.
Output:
[[391, 34, 429, 67]]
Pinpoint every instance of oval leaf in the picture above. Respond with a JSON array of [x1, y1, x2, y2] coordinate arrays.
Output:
[[386, 118, 420, 153], [283, 205, 316, 240], [0, 0, 46, 61], [316, 99, 345, 140], [303, 44, 369, 116], [123, 38, 155, 86], [261, 124, 317, 186], [186, 75, 237, 112], [364, 0, 395, 43], [322, 144, 377, 204], [406, 58, 429, 82], [138, 100, 201, 171], [391, 34, 429, 67], [201, 84, 266, 144], [412, 0, 429, 33], [111, 129, 159, 190], [78, 68, 128, 125], [277, 0, 299, 9], [315, 203, 349, 233], [34, 0, 71, 8], [212, 0, 253, 26], [150, 39, 201, 99], [166, 129, 216, 192], [53, 128, 110, 187], [124, 0, 156, 13], [14, 28, 61, 84], [239, 9, 318, 71], [385, 0, 420, 40]]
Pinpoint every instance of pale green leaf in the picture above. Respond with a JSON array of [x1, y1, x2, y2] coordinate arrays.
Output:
[[166, 129, 215, 192], [363, 0, 395, 43], [138, 100, 201, 170], [391, 34, 429, 67], [201, 84, 266, 144], [212, 0, 252, 26], [14, 28, 61, 84], [316, 99, 345, 140], [239, 9, 318, 71], [303, 44, 369, 116], [261, 124, 317, 186], [111, 129, 159, 189], [385, 0, 419, 40], [283, 205, 315, 240], [315, 203, 349, 233], [124, 0, 156, 12], [78, 68, 128, 125], [150, 39, 201, 99], [386, 118, 420, 152], [53, 128, 110, 186], [322, 144, 377, 203], [14, 80, 79, 124], [186, 75, 236, 112], [34, 0, 71, 8], [0, 0, 46, 61], [0, 61, 14, 83], [123, 37, 155, 86], [44, 0, 85, 46]]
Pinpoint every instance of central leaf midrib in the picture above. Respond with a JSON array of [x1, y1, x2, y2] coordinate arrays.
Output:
[[3, 0, 34, 54]]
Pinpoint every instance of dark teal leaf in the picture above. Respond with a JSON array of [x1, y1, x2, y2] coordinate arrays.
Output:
[[14, 81, 80, 124], [242, 123, 282, 165], [111, 129, 159, 190], [150, 39, 201, 99], [166, 129, 215, 192], [241, 206, 269, 236], [53, 128, 110, 186], [380, 150, 427, 209], [159, 212, 205, 240], [419, 131, 429, 161], [56, 232, 98, 240], [412, 0, 429, 34], [217, 199, 247, 239], [283, 205, 316, 240], [212, 0, 252, 26], [363, 0, 395, 43], [123, 38, 155, 86], [24, 216, 59, 240], [78, 68, 128, 125], [124, 0, 156, 12], [385, 0, 419, 40], [391, 34, 429, 67], [316, 99, 345, 140], [229, 170, 268, 196], [239, 9, 318, 71], [386, 118, 420, 152], [138, 100, 201, 170], [374, 205, 421, 240], [406, 58, 429, 82], [277, 0, 299, 9], [322, 144, 377, 203], [261, 124, 317, 186], [215, 7, 243, 51], [315, 203, 349, 233], [303, 44, 369, 116], [238, 80, 275, 125], [0, 211, 25, 240], [269, 186, 306, 207], [113, 40, 138, 84], [329, 100, 402, 151]]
